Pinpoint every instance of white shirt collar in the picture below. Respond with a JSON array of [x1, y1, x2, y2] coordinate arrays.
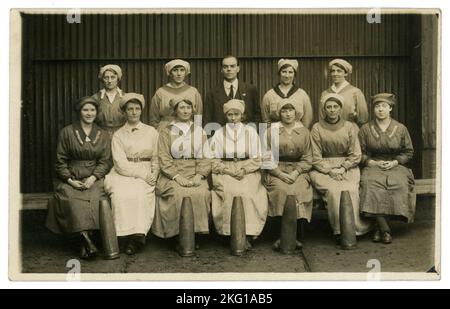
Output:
[[223, 79, 239, 90], [331, 81, 349, 94], [272, 121, 304, 133], [124, 121, 143, 133], [100, 88, 123, 100], [170, 120, 193, 135]]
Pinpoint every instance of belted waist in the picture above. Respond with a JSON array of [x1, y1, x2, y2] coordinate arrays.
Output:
[[70, 160, 96, 167], [222, 157, 250, 162], [173, 157, 196, 160], [279, 157, 300, 162], [127, 157, 152, 162], [322, 155, 347, 158]]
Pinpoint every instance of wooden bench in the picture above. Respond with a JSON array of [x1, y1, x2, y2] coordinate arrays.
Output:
[[20, 179, 436, 210]]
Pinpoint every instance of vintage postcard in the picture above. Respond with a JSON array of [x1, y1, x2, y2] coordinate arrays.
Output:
[[9, 8, 441, 281]]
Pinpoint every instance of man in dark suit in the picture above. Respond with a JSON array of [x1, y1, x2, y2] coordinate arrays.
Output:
[[203, 55, 261, 130]]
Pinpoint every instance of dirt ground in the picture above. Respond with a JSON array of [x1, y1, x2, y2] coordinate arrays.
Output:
[[19, 210, 436, 275]]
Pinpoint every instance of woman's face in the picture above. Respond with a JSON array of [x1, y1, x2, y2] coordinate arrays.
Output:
[[324, 101, 341, 121], [329, 65, 348, 85], [226, 110, 243, 124], [169, 66, 187, 85], [125, 101, 142, 124], [80, 103, 97, 125], [175, 102, 193, 122], [102, 70, 119, 90], [280, 106, 296, 125], [279, 66, 296, 86], [374, 102, 392, 120]]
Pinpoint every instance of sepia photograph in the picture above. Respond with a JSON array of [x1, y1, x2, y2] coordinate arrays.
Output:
[[9, 8, 440, 281]]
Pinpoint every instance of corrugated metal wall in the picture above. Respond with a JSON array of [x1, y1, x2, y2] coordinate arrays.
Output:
[[21, 13, 427, 193]]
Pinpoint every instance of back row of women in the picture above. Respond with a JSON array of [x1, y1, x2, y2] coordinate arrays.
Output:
[[46, 56, 416, 260]]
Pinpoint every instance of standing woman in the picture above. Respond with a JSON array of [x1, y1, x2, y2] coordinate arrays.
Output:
[[359, 93, 415, 244], [261, 59, 313, 128], [148, 59, 203, 131], [310, 93, 371, 242], [263, 98, 313, 249], [104, 93, 159, 255], [320, 59, 369, 127], [210, 99, 268, 249], [46, 97, 113, 260], [152, 97, 211, 247], [92, 64, 127, 137]]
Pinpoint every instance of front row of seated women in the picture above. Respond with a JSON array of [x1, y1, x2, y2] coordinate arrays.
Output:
[[46, 91, 415, 260]]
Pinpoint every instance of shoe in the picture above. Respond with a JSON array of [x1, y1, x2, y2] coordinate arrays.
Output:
[[372, 230, 381, 243], [80, 244, 91, 260], [273, 239, 281, 251], [125, 241, 137, 255], [334, 234, 341, 245], [382, 232, 392, 244], [296, 240, 303, 249], [81, 231, 99, 256]]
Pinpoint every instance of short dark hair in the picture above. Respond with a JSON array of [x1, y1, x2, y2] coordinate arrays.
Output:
[[222, 55, 239, 66], [278, 64, 297, 77], [122, 99, 143, 111]]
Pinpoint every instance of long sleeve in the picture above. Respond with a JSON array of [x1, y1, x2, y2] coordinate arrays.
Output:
[[261, 92, 271, 123], [296, 131, 313, 173], [210, 131, 227, 174], [151, 134, 160, 177], [149, 92, 161, 128], [310, 125, 332, 174], [195, 132, 212, 177], [158, 129, 180, 179], [358, 125, 372, 166], [55, 128, 72, 181], [262, 127, 283, 176], [355, 90, 369, 126], [395, 126, 414, 165], [341, 125, 362, 170], [92, 135, 112, 179], [301, 92, 314, 129], [194, 90, 203, 116], [111, 133, 149, 180], [241, 127, 262, 174]]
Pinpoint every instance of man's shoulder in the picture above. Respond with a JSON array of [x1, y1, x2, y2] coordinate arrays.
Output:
[[238, 81, 257, 91]]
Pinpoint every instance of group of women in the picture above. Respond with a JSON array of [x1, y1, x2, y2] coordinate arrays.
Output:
[[46, 58, 416, 260]]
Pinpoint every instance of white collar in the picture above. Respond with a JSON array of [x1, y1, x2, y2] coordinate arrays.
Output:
[[271, 121, 303, 132], [124, 121, 143, 133], [331, 81, 349, 94], [166, 82, 186, 89], [223, 79, 239, 90], [100, 88, 123, 99]]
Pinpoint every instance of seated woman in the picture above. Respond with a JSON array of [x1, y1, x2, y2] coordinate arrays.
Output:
[[359, 93, 415, 244], [46, 96, 113, 260], [148, 59, 203, 131], [210, 99, 268, 249], [152, 96, 211, 250], [310, 93, 371, 243], [263, 98, 313, 250], [261, 58, 313, 128], [104, 93, 159, 255]]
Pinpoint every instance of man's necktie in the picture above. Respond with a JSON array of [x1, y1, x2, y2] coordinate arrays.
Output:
[[229, 85, 234, 99]]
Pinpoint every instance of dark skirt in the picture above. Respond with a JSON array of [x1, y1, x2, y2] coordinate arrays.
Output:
[[359, 165, 416, 223], [46, 179, 108, 234]]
